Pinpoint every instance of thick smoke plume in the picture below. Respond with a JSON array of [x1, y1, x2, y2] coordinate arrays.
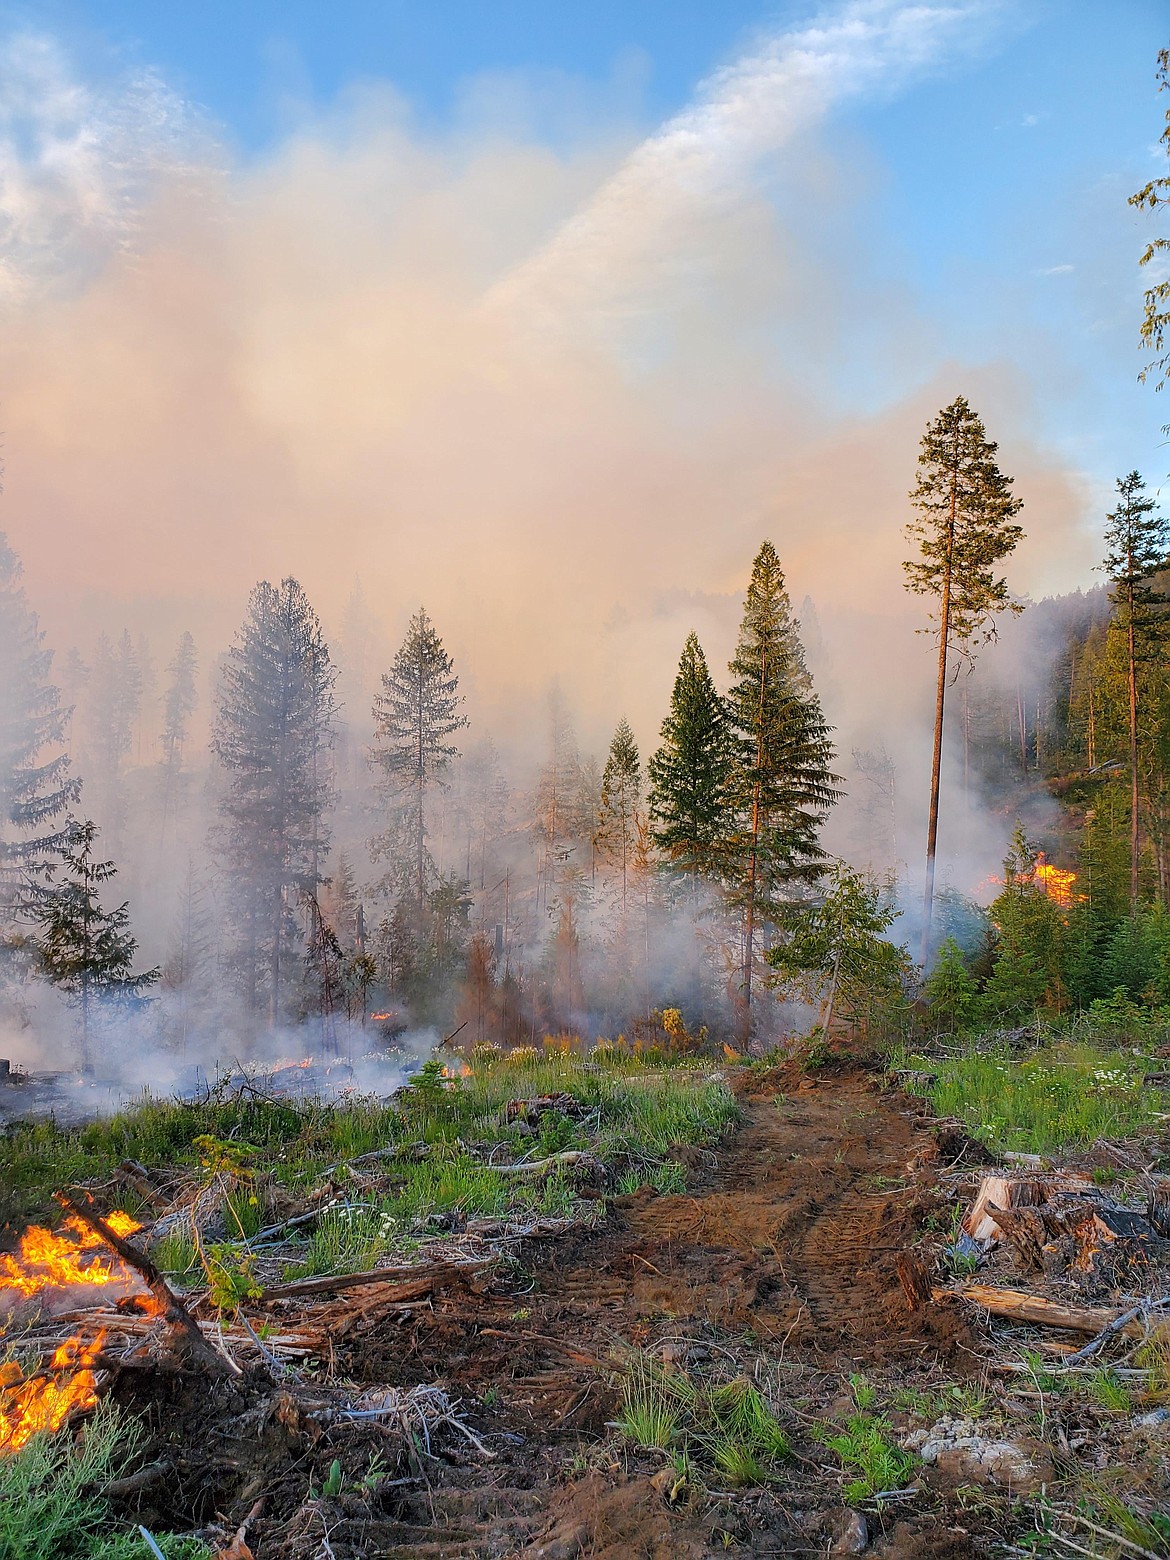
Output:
[[0, 2, 1118, 1085]]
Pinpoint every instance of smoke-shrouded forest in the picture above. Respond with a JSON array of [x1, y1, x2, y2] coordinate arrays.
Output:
[[5, 411, 1170, 1085], [7, 12, 1170, 1558]]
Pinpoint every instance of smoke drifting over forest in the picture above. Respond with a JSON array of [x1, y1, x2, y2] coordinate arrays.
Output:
[[0, 2, 1141, 1077]]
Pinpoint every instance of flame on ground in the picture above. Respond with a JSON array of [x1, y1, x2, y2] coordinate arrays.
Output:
[[0, 1332, 107, 1453], [0, 1211, 142, 1300], [0, 1209, 159, 1455]]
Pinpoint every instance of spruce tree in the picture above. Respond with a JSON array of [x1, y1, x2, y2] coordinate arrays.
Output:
[[34, 819, 158, 1075], [597, 717, 641, 909], [647, 633, 731, 892], [724, 542, 839, 1036], [904, 397, 1023, 961], [1100, 472, 1169, 908], [0, 533, 80, 939], [371, 607, 467, 907], [922, 937, 979, 1033], [212, 578, 338, 1024]]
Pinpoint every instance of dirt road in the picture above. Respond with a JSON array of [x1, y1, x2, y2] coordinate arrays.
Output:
[[310, 1068, 976, 1558]]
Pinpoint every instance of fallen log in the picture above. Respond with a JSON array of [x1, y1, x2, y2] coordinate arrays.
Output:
[[57, 1191, 238, 1378], [940, 1282, 1170, 1344], [256, 1259, 486, 1303], [492, 1150, 597, 1176]]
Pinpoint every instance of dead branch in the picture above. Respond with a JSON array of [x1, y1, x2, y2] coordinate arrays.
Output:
[[942, 1282, 1170, 1344], [1062, 1296, 1170, 1365], [102, 1461, 169, 1498], [491, 1149, 597, 1176], [57, 1191, 239, 1378], [256, 1259, 486, 1303]]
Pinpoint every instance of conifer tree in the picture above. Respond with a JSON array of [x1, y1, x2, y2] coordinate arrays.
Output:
[[985, 823, 1069, 1015], [1100, 472, 1169, 908], [648, 633, 732, 892], [34, 819, 158, 1074], [724, 541, 839, 1036], [922, 937, 979, 1033], [904, 397, 1023, 960], [767, 863, 910, 1041], [85, 629, 142, 844], [532, 688, 586, 909], [0, 533, 80, 938], [212, 578, 338, 1023], [372, 607, 467, 907], [1130, 47, 1170, 395], [597, 717, 641, 909]]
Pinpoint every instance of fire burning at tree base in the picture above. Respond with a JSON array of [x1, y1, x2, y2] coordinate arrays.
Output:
[[0, 1210, 158, 1453]]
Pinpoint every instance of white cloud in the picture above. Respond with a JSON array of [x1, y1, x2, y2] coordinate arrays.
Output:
[[487, 0, 1005, 344], [0, 31, 208, 304]]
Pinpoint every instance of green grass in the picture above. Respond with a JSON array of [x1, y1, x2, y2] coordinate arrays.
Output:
[[615, 1359, 790, 1488], [900, 1040, 1165, 1152], [814, 1411, 917, 1502], [0, 1402, 209, 1560], [1, 1055, 738, 1259]]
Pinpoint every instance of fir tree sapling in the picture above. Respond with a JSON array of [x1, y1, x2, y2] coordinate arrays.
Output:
[[922, 938, 979, 1033], [597, 717, 642, 910], [34, 819, 158, 1075], [903, 398, 1023, 962]]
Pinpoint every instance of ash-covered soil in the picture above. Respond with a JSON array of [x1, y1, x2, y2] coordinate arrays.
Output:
[[100, 1066, 1001, 1559]]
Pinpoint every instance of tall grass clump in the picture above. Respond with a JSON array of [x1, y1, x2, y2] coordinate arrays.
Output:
[[615, 1357, 789, 1488], [0, 1402, 208, 1559]]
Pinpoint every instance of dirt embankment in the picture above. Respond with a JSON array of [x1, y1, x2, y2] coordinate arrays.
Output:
[[111, 1069, 979, 1558]]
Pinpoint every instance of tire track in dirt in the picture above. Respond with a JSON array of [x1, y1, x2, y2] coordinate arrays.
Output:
[[327, 1069, 974, 1559], [525, 1067, 963, 1366]]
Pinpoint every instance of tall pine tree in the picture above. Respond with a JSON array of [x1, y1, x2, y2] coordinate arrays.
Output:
[[904, 397, 1023, 960], [212, 578, 338, 1024], [371, 607, 468, 907], [0, 533, 80, 945], [724, 542, 839, 1037], [647, 632, 731, 893], [1101, 472, 1170, 908], [597, 717, 641, 909]]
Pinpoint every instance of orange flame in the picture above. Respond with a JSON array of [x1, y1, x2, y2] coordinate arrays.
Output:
[[0, 1332, 107, 1452], [1033, 854, 1081, 908], [0, 1210, 163, 1455], [0, 1211, 142, 1300], [441, 1061, 472, 1079]]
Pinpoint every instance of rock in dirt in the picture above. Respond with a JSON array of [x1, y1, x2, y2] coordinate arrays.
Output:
[[904, 1417, 1053, 1492], [830, 1507, 869, 1553]]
